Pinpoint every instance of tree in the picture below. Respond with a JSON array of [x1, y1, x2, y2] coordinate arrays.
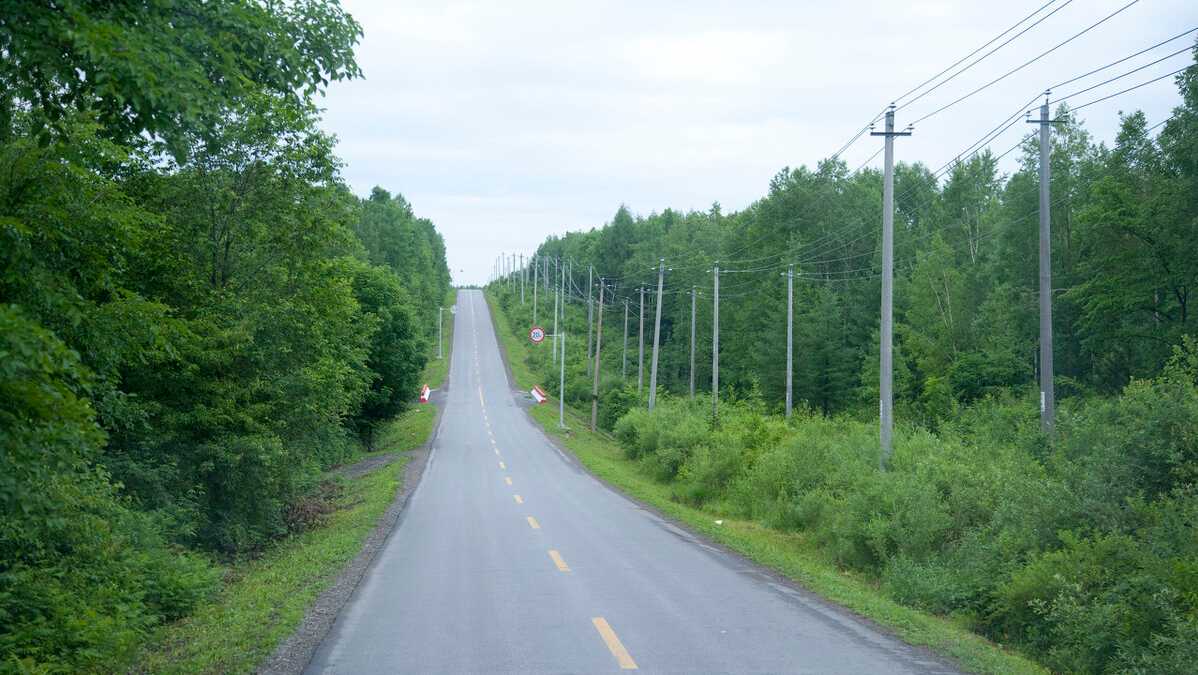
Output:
[[0, 0, 362, 157]]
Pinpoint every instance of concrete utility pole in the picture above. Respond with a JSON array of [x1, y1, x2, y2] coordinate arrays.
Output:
[[638, 286, 645, 392], [533, 255, 538, 323], [871, 106, 911, 470], [648, 261, 666, 411], [587, 266, 594, 378], [553, 259, 559, 359], [1029, 96, 1063, 433], [520, 253, 524, 304], [690, 286, 697, 398], [712, 262, 720, 420], [786, 265, 794, 420], [556, 330, 567, 429], [591, 280, 606, 433], [623, 298, 629, 379], [568, 259, 574, 303]]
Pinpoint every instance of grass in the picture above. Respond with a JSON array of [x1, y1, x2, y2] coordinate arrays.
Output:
[[499, 295, 1047, 675], [126, 460, 405, 674], [485, 292, 538, 391], [358, 403, 438, 459], [125, 294, 458, 674]]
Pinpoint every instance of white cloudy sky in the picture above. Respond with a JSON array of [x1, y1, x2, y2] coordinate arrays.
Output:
[[316, 0, 1198, 286]]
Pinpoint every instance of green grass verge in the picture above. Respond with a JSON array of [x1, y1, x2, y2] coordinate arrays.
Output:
[[485, 292, 538, 391], [496, 295, 1045, 675], [426, 298, 454, 389], [358, 401, 438, 460], [126, 460, 405, 674]]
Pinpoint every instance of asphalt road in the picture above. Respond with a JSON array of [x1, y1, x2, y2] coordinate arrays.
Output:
[[304, 288, 962, 674]]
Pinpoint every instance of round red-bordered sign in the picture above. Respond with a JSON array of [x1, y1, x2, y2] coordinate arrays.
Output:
[[529, 326, 546, 343]]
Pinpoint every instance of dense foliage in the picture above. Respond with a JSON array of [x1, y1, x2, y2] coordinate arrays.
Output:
[[495, 46, 1198, 428], [491, 47, 1198, 673], [1, 2, 448, 671]]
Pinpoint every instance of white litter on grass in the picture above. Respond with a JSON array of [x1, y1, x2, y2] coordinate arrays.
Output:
[[714, 520, 723, 525]]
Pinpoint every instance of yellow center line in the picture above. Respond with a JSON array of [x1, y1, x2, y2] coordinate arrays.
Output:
[[490, 438, 496, 444], [514, 495, 523, 504], [526, 516, 540, 529], [495, 448, 500, 455], [592, 618, 637, 669], [499, 462, 505, 469], [505, 477, 512, 485], [549, 550, 569, 571], [478, 387, 484, 408]]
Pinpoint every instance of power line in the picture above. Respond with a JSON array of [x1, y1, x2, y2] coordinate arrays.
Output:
[[895, 0, 1071, 110], [906, 0, 1143, 127]]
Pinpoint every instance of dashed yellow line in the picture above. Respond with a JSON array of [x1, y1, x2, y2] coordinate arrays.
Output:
[[526, 516, 540, 530], [478, 386, 485, 408], [505, 477, 512, 486], [495, 448, 500, 455], [592, 618, 637, 669], [549, 550, 569, 571], [499, 462, 505, 469], [514, 495, 523, 504]]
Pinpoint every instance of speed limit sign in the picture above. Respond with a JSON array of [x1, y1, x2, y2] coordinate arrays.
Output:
[[529, 326, 546, 343]]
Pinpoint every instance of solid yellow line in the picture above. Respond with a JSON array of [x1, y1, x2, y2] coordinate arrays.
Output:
[[527, 516, 540, 529], [592, 618, 637, 669], [514, 495, 523, 504], [499, 462, 505, 469], [505, 477, 512, 485], [549, 550, 569, 571]]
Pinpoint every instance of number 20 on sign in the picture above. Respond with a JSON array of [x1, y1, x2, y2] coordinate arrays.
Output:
[[529, 326, 546, 343]]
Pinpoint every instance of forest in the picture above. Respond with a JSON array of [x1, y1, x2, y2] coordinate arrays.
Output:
[[489, 46, 1198, 673], [1, 2, 449, 672]]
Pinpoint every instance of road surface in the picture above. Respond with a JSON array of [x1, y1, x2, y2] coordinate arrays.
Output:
[[304, 288, 961, 674]]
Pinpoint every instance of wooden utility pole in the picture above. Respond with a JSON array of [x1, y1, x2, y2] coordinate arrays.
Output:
[[648, 261, 666, 411], [591, 280, 606, 433], [623, 297, 629, 379], [638, 286, 645, 392], [587, 266, 594, 377], [690, 286, 697, 398], [786, 265, 794, 420], [712, 262, 720, 420]]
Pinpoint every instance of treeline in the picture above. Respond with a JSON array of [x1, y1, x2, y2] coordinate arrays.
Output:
[[1, 2, 447, 672], [489, 48, 1198, 673], [495, 46, 1197, 427]]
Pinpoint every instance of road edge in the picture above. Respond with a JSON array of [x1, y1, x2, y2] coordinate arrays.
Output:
[[259, 351, 451, 675]]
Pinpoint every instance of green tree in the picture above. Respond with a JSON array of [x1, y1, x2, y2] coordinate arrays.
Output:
[[0, 0, 362, 157]]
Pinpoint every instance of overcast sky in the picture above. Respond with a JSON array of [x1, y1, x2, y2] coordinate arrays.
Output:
[[316, 0, 1198, 287]]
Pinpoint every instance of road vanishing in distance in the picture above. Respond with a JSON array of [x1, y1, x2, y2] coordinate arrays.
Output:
[[304, 288, 962, 674]]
